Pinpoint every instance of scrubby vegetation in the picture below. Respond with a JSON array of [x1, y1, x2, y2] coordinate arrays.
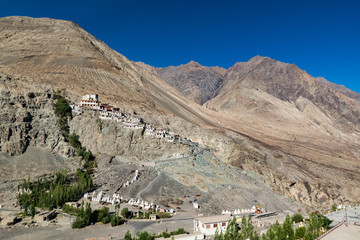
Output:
[[62, 203, 82, 216], [69, 132, 95, 170], [18, 169, 92, 211], [53, 92, 96, 169], [53, 91, 72, 140], [291, 213, 304, 223], [156, 211, 171, 219], [123, 227, 187, 240], [133, 210, 172, 220], [154, 228, 187, 238], [68, 132, 96, 169], [331, 204, 337, 212], [72, 202, 124, 229]]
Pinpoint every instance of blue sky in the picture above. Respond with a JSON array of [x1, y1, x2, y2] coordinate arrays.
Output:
[[1, 0, 360, 92]]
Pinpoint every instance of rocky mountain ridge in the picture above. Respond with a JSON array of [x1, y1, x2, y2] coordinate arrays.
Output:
[[136, 61, 226, 105], [1, 16, 359, 212]]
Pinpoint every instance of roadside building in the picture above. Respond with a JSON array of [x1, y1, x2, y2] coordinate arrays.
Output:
[[194, 215, 231, 235], [150, 214, 158, 221]]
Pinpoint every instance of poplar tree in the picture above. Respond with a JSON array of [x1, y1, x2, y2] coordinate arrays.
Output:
[[282, 215, 295, 240]]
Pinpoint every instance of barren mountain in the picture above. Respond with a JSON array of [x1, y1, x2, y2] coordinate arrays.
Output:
[[0, 16, 217, 127], [141, 56, 360, 208], [136, 61, 226, 105], [1, 16, 359, 213]]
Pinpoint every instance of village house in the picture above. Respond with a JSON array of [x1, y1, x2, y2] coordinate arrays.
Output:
[[194, 215, 231, 235]]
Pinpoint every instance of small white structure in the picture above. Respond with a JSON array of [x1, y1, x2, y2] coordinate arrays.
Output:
[[173, 153, 184, 158], [156, 233, 205, 240], [92, 191, 103, 202], [194, 215, 231, 235], [193, 202, 199, 209], [221, 210, 231, 215]]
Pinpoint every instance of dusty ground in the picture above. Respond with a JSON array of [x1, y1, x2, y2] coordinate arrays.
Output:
[[0, 147, 78, 209], [0, 209, 195, 240]]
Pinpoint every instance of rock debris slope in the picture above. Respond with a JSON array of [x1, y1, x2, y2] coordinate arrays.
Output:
[[1, 16, 359, 211]]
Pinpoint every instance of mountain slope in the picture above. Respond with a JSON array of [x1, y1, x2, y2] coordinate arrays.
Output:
[[137, 61, 226, 105], [0, 16, 216, 128], [143, 56, 360, 208], [1, 16, 359, 211]]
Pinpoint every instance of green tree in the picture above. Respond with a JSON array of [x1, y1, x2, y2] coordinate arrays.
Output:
[[97, 207, 110, 223], [214, 228, 223, 240], [84, 202, 92, 225], [124, 231, 133, 240], [274, 221, 285, 240], [303, 231, 314, 240], [222, 217, 238, 240], [266, 224, 276, 240], [69, 132, 81, 149], [54, 97, 72, 118], [318, 215, 332, 230], [239, 215, 257, 240], [135, 231, 154, 240], [115, 203, 121, 215], [331, 204, 337, 212], [295, 226, 306, 239], [282, 215, 295, 240], [30, 204, 36, 218], [291, 213, 303, 223], [307, 213, 322, 238], [121, 207, 129, 219]]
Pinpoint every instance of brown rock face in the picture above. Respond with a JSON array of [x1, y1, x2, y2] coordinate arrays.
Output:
[[136, 61, 226, 105], [0, 73, 73, 156]]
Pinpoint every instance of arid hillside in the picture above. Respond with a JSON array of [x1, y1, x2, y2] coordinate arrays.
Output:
[[0, 16, 216, 127], [1, 16, 360, 211], [140, 56, 360, 209], [135, 61, 226, 105]]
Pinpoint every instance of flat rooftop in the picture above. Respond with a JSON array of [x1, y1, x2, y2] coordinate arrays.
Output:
[[196, 215, 231, 224], [321, 224, 360, 240]]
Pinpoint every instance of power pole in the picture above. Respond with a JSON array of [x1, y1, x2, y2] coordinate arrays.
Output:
[[345, 206, 348, 227]]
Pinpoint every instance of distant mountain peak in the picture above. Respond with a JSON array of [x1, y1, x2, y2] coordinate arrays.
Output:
[[248, 55, 271, 62], [185, 60, 202, 67]]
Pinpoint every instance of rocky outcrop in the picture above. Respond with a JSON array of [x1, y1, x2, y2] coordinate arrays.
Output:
[[0, 73, 72, 157], [69, 114, 194, 161]]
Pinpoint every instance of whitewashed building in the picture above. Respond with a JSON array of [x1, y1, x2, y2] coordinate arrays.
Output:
[[194, 215, 231, 235], [80, 94, 100, 110]]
